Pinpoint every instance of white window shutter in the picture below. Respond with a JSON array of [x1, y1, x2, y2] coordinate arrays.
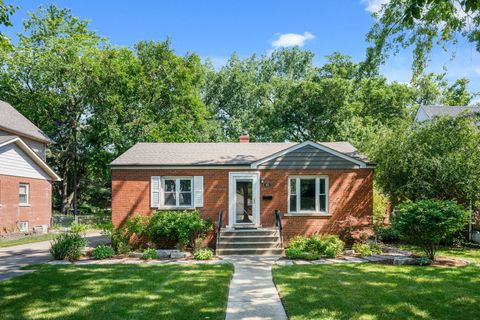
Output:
[[193, 176, 204, 207], [150, 176, 161, 208]]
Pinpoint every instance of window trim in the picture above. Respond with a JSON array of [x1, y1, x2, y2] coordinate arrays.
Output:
[[161, 177, 193, 209], [287, 176, 329, 215], [19, 183, 30, 206], [19, 221, 29, 233]]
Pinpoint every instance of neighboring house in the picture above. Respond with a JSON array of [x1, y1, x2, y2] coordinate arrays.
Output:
[[0, 101, 60, 234], [111, 134, 374, 253], [414, 105, 480, 122]]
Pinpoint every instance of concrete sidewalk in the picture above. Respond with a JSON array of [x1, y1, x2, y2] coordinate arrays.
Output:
[[0, 232, 109, 281], [222, 255, 287, 320]]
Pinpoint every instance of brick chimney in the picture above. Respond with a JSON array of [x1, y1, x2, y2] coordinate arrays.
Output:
[[239, 132, 250, 143]]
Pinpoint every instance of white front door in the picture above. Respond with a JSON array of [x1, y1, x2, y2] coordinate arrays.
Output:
[[228, 172, 260, 227]]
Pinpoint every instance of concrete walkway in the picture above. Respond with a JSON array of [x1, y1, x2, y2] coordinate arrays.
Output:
[[222, 255, 287, 320], [0, 232, 108, 281]]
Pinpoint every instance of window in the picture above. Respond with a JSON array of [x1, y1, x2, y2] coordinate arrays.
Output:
[[288, 176, 328, 214], [19, 221, 28, 233], [19, 183, 29, 205], [162, 177, 193, 208]]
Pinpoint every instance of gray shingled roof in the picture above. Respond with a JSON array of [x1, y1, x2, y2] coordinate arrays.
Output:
[[111, 141, 372, 166], [0, 100, 53, 143], [422, 105, 480, 119]]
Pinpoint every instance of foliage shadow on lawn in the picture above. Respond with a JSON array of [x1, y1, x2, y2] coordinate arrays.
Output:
[[273, 263, 480, 320], [0, 263, 233, 320]]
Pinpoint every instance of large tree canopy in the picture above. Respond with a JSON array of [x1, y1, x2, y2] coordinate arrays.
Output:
[[371, 114, 480, 207], [0, 3, 477, 214], [364, 0, 480, 76], [0, 5, 218, 213]]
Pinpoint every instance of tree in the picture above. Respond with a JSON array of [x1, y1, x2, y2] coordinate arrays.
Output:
[[204, 49, 415, 144], [0, 5, 104, 213], [371, 114, 480, 207], [412, 73, 475, 106], [393, 199, 470, 259], [364, 0, 480, 76], [135, 40, 220, 143], [0, 0, 15, 49], [0, 6, 219, 213]]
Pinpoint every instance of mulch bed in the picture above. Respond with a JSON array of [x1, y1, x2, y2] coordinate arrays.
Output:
[[431, 257, 469, 267]]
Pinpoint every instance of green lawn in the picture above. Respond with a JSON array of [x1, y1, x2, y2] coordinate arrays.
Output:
[[0, 233, 57, 248], [273, 248, 480, 320], [0, 263, 233, 320], [399, 245, 480, 265]]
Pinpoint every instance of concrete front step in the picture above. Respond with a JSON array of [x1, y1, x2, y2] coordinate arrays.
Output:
[[217, 248, 284, 255], [220, 230, 278, 237], [218, 241, 282, 249], [220, 235, 280, 243], [218, 228, 282, 255]]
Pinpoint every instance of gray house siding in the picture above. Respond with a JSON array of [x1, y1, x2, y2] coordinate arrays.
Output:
[[0, 143, 50, 180], [0, 129, 46, 160], [257, 145, 358, 169]]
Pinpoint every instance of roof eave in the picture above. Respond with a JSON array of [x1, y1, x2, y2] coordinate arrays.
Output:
[[0, 125, 54, 144]]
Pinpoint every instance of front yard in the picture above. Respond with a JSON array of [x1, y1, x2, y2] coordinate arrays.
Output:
[[0, 263, 233, 320], [0, 233, 57, 248], [273, 247, 480, 320]]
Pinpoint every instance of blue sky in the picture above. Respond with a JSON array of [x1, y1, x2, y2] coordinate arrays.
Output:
[[6, 0, 480, 95]]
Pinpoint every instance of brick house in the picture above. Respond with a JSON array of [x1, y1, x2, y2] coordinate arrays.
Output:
[[0, 101, 60, 234], [111, 134, 374, 253]]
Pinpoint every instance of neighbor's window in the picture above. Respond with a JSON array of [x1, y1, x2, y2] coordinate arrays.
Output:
[[162, 177, 193, 208], [288, 176, 328, 213], [19, 183, 29, 205], [19, 221, 28, 232]]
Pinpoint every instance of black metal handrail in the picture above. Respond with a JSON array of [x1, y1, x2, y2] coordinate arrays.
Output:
[[274, 209, 283, 247], [216, 209, 223, 247]]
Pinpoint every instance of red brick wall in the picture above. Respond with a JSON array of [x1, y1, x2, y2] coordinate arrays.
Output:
[[112, 168, 373, 240], [0, 174, 52, 234]]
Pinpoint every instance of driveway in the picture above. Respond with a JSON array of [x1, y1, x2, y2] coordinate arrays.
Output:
[[0, 232, 109, 281]]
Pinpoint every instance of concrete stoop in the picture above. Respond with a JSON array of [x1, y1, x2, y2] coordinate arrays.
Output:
[[216, 228, 283, 255]]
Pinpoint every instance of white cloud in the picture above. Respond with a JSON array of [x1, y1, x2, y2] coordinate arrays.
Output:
[[271, 32, 315, 48], [361, 0, 390, 13]]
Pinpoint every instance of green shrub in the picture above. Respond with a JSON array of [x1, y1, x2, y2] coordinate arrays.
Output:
[[92, 245, 115, 260], [194, 248, 214, 260], [70, 222, 88, 235], [286, 235, 345, 259], [50, 233, 87, 261], [116, 242, 132, 255], [352, 242, 383, 256], [352, 242, 372, 256], [146, 211, 213, 250], [319, 235, 345, 258], [415, 257, 432, 266], [285, 248, 319, 260], [370, 244, 383, 254], [287, 236, 308, 251], [103, 216, 148, 254], [142, 248, 158, 260], [393, 199, 470, 260], [376, 226, 400, 243], [373, 187, 389, 226]]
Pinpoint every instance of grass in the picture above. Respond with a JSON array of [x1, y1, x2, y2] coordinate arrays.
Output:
[[398, 245, 480, 265], [0, 263, 233, 320], [0, 233, 57, 248], [273, 247, 480, 320]]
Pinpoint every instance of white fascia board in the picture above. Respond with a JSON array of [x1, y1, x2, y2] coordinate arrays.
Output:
[[0, 137, 61, 181]]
